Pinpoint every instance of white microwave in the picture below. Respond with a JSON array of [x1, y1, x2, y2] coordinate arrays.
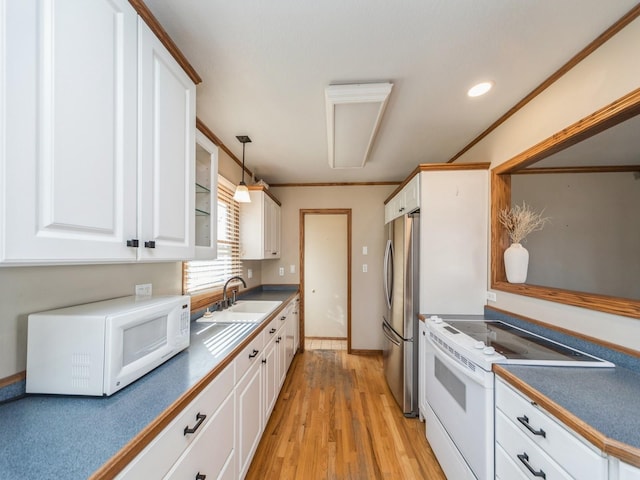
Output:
[[26, 295, 190, 396]]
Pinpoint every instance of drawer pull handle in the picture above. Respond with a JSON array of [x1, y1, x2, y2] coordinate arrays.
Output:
[[195, 474, 206, 480], [280, 316, 286, 321], [184, 413, 206, 436], [269, 328, 276, 334], [249, 349, 259, 359], [262, 358, 267, 364], [517, 452, 546, 479], [517, 415, 546, 437]]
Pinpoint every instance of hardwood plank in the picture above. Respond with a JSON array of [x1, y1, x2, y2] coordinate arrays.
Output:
[[246, 350, 446, 480]]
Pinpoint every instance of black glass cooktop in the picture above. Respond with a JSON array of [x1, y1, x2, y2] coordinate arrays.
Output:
[[445, 320, 610, 364]]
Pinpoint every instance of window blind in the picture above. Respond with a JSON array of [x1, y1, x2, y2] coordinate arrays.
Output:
[[183, 176, 242, 294]]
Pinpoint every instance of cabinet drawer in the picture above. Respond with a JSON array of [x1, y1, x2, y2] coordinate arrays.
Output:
[[117, 364, 234, 479], [263, 316, 281, 343], [496, 443, 529, 480], [496, 409, 572, 480], [496, 379, 606, 479], [164, 391, 235, 479], [235, 333, 264, 382], [620, 461, 640, 480]]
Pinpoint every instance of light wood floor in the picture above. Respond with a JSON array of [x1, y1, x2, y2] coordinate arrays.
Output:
[[305, 338, 347, 351], [246, 349, 446, 479]]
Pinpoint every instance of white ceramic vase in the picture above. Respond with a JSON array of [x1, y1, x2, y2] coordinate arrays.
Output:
[[504, 243, 529, 283]]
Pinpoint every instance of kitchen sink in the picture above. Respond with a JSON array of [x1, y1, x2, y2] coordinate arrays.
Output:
[[228, 300, 282, 313], [196, 300, 282, 323]]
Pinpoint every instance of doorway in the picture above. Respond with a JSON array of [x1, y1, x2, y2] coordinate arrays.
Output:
[[300, 209, 352, 353]]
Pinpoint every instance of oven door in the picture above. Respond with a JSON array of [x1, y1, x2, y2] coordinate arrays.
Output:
[[425, 335, 494, 480]]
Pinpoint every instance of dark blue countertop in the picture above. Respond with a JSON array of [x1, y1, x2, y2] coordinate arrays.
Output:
[[497, 364, 640, 455], [0, 286, 298, 480]]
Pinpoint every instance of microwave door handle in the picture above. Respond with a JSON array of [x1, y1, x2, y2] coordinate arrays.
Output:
[[383, 240, 393, 310]]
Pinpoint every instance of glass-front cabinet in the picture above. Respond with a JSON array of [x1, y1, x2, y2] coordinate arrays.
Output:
[[194, 130, 219, 259]]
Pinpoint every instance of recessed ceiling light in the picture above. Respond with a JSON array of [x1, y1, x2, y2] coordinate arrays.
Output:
[[467, 81, 493, 97]]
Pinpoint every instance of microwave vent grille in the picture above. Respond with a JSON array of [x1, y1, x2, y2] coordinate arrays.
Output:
[[71, 353, 91, 389]]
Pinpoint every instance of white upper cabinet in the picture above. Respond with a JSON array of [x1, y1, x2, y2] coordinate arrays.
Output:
[[0, 2, 196, 264], [1, 0, 138, 263], [194, 131, 219, 260], [137, 19, 195, 261], [384, 174, 420, 224], [239, 187, 281, 260]]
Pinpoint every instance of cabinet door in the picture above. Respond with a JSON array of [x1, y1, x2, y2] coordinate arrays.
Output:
[[1, 0, 138, 264], [194, 130, 218, 260], [138, 19, 195, 261], [236, 361, 263, 479], [262, 336, 278, 424], [418, 321, 428, 421], [263, 195, 281, 258], [620, 461, 640, 480], [277, 328, 287, 387], [403, 175, 420, 213]]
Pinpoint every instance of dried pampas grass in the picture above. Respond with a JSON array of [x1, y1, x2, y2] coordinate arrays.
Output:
[[499, 202, 549, 244]]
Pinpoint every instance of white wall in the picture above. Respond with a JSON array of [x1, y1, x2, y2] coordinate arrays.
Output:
[[262, 185, 396, 351], [0, 263, 182, 379], [457, 17, 640, 350]]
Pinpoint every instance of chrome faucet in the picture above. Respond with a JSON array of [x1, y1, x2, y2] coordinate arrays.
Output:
[[222, 276, 247, 308]]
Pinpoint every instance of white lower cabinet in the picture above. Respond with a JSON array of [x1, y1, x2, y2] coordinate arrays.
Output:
[[284, 296, 300, 371], [236, 349, 264, 479], [418, 320, 428, 421], [495, 377, 608, 480], [117, 298, 300, 480], [618, 461, 640, 480], [116, 364, 235, 479], [164, 392, 235, 479]]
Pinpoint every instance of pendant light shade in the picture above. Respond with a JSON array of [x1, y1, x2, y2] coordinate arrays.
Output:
[[234, 135, 252, 203]]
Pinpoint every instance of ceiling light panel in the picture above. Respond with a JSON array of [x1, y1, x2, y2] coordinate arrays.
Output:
[[325, 83, 393, 169]]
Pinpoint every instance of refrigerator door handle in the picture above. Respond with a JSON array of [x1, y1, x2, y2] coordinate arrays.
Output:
[[383, 316, 411, 343], [382, 320, 402, 346], [383, 239, 393, 310]]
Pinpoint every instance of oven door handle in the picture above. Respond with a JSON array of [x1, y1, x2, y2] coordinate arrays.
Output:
[[427, 335, 488, 386]]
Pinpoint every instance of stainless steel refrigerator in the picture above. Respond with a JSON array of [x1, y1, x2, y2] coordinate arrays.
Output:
[[382, 212, 419, 417]]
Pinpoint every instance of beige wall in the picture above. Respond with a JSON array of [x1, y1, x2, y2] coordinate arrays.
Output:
[[263, 185, 396, 350], [0, 263, 182, 379], [458, 17, 640, 350]]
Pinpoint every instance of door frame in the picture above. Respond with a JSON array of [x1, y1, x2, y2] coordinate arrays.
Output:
[[299, 209, 352, 353]]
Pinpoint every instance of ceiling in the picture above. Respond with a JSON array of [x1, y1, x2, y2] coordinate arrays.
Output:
[[144, 0, 638, 184]]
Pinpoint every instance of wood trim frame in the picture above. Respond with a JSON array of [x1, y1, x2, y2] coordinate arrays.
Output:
[[128, 0, 201, 84], [0, 371, 25, 389], [494, 365, 640, 468], [514, 165, 640, 175], [195, 117, 254, 180], [247, 185, 281, 206], [491, 88, 640, 319], [447, 4, 640, 164], [299, 209, 352, 354]]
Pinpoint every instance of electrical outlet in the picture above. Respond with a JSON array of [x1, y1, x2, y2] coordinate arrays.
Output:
[[247, 268, 253, 279], [135, 283, 152, 297], [362, 264, 368, 273], [486, 291, 497, 302], [279, 267, 285, 276], [362, 246, 368, 255]]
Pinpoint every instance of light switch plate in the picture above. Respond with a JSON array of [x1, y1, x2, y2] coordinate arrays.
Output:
[[290, 264, 296, 274], [247, 268, 253, 279], [362, 264, 368, 273], [362, 246, 368, 255]]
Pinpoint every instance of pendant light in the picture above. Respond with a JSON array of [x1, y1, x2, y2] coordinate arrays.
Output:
[[234, 135, 252, 203]]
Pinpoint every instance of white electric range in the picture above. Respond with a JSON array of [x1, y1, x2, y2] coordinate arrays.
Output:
[[422, 315, 613, 480]]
